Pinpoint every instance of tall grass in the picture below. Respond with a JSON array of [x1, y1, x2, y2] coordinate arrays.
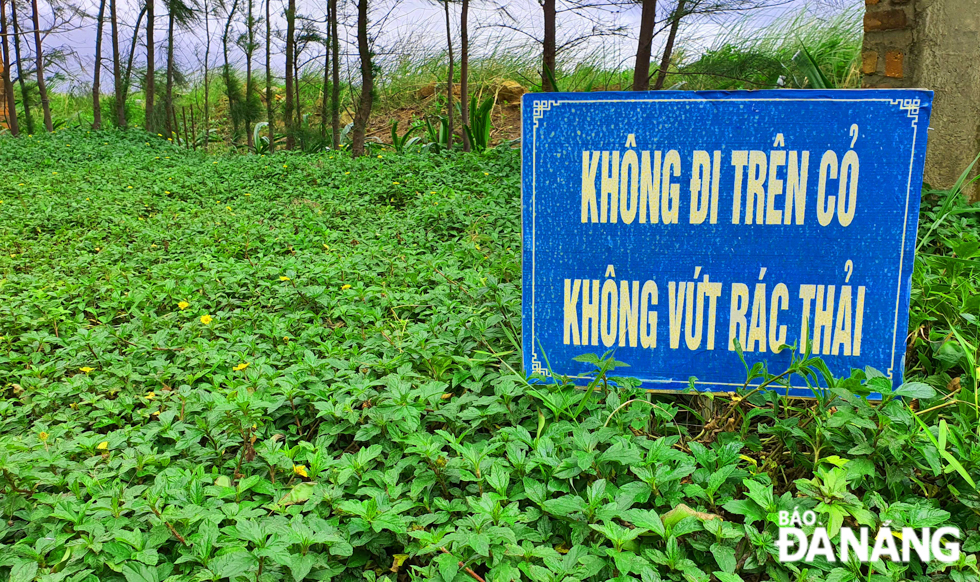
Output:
[[671, 6, 862, 90]]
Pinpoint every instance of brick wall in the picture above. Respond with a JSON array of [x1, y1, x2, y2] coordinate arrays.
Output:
[[862, 0, 915, 87]]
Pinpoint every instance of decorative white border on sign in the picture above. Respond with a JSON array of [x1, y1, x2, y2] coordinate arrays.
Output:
[[532, 100, 559, 128], [528, 96, 921, 391], [892, 98, 921, 124]]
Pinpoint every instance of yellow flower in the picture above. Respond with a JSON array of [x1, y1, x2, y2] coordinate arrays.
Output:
[[200, 314, 213, 325], [377, 155, 383, 159], [233, 362, 250, 371], [80, 367, 94, 373], [392, 181, 400, 185], [283, 164, 288, 168], [52, 171, 57, 174], [293, 465, 308, 478], [341, 284, 352, 290], [96, 441, 108, 450], [127, 186, 133, 189], [145, 392, 155, 399], [158, 133, 163, 137], [178, 301, 190, 310], [283, 336, 290, 341], [280, 276, 290, 281], [345, 172, 350, 175], [475, 244, 481, 250], [226, 206, 232, 211], [39, 431, 49, 441], [244, 193, 250, 196], [95, 247, 101, 251], [165, 190, 170, 194], [484, 172, 489, 176]]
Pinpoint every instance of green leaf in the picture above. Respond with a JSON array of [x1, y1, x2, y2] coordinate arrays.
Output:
[[706, 465, 737, 495], [122, 562, 160, 582], [210, 550, 257, 579], [285, 552, 316, 582], [624, 508, 666, 538], [722, 499, 766, 524], [895, 382, 936, 399], [10, 561, 39, 582], [469, 533, 490, 556], [436, 552, 458, 582], [543, 495, 586, 518], [710, 543, 736, 574]]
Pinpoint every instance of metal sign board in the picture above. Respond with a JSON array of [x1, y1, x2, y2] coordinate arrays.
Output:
[[522, 89, 933, 397]]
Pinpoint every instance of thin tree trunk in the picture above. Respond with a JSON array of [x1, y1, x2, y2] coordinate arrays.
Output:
[[653, 0, 684, 90], [222, 0, 239, 138], [170, 103, 178, 139], [110, 0, 126, 127], [92, 0, 107, 129], [30, 0, 53, 131], [10, 0, 34, 134], [145, 0, 155, 131], [181, 105, 189, 147], [123, 5, 147, 97], [244, 0, 254, 149], [203, 0, 210, 147], [0, 0, 20, 135], [264, 0, 273, 151], [541, 0, 555, 92], [460, 0, 469, 151], [165, 10, 175, 137], [329, 0, 339, 148], [442, 0, 453, 150], [283, 0, 295, 149], [319, 40, 328, 139], [293, 52, 300, 129], [350, 0, 372, 157], [632, 0, 656, 91]]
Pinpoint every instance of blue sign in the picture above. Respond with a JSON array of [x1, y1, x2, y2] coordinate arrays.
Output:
[[522, 90, 933, 397]]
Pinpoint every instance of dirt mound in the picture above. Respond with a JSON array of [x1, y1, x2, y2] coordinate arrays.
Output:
[[494, 80, 525, 105]]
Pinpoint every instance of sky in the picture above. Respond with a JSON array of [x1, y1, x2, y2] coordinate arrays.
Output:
[[28, 0, 858, 93]]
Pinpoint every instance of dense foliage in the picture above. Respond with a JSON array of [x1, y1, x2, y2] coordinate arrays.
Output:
[[0, 130, 978, 582]]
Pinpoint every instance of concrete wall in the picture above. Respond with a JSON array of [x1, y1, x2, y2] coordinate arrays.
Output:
[[863, 0, 980, 198]]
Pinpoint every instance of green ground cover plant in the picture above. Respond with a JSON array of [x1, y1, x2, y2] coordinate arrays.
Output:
[[0, 130, 978, 582]]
